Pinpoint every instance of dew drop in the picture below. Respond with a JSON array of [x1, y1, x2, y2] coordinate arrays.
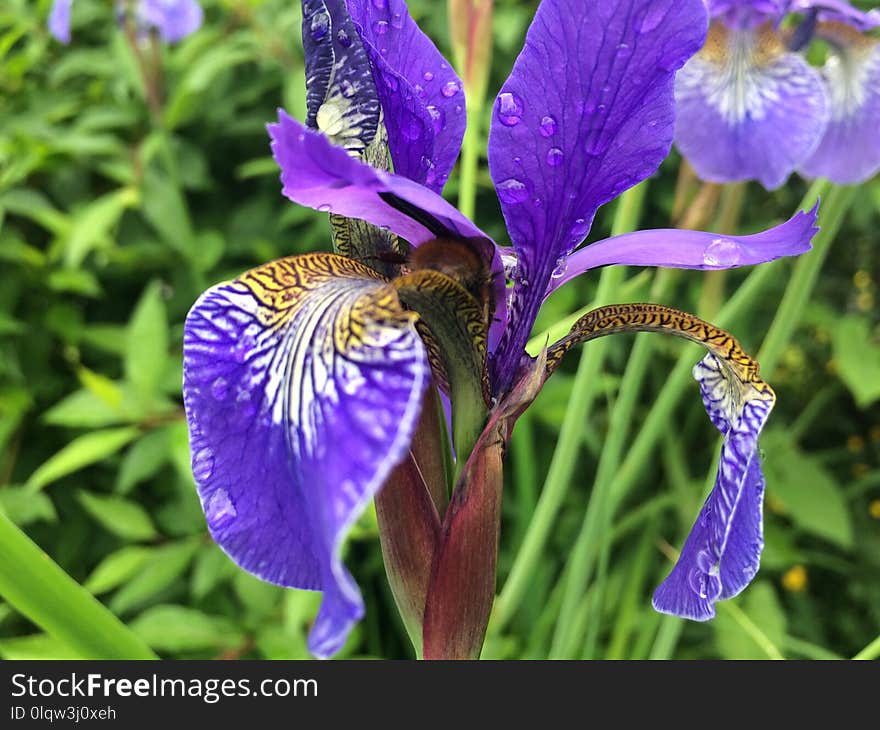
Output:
[[206, 489, 237, 526], [317, 203, 332, 213], [496, 91, 524, 126], [571, 218, 590, 239], [426, 104, 445, 133], [414, 83, 426, 99], [210, 377, 228, 401], [441, 80, 460, 98], [337, 28, 352, 47], [497, 178, 529, 204], [371, 0, 387, 9], [423, 71, 434, 82], [372, 19, 389, 35], [539, 115, 558, 137], [391, 11, 406, 28], [551, 257, 568, 279], [546, 147, 564, 167], [703, 238, 742, 267], [193, 447, 215, 482], [309, 12, 329, 40]]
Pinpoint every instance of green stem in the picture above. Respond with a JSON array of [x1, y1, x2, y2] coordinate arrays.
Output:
[[758, 183, 856, 378], [853, 633, 880, 661], [0, 512, 156, 659], [717, 601, 784, 660], [649, 615, 683, 659], [457, 100, 483, 221], [491, 182, 648, 635]]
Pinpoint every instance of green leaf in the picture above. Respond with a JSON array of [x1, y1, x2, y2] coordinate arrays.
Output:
[[763, 429, 854, 549], [24, 427, 140, 492], [46, 268, 103, 297], [125, 281, 169, 398], [0, 487, 57, 526], [832, 316, 880, 408], [0, 388, 31, 451], [84, 546, 157, 595], [116, 428, 172, 494], [109, 539, 199, 615], [129, 605, 246, 653], [76, 491, 159, 542], [0, 634, 85, 660], [714, 582, 787, 659], [61, 187, 139, 268], [43, 389, 127, 428], [191, 543, 238, 600]]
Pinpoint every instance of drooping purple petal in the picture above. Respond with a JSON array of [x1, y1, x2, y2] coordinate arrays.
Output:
[[183, 254, 430, 658], [301, 0, 381, 157], [347, 0, 466, 191], [48, 0, 73, 43], [800, 28, 880, 184], [545, 204, 819, 297], [268, 109, 508, 349], [788, 0, 880, 31], [487, 0, 707, 392], [139, 0, 203, 43], [675, 23, 829, 190], [653, 353, 775, 620]]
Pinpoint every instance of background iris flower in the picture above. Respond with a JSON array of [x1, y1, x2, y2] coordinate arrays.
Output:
[[675, 0, 880, 188], [183, 0, 820, 658], [49, 0, 204, 44]]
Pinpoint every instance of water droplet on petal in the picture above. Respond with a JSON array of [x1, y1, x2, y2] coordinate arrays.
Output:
[[401, 114, 423, 140], [551, 257, 568, 279], [414, 83, 426, 99], [497, 178, 529, 204], [193, 447, 214, 482], [211, 377, 228, 401], [336, 28, 352, 47], [546, 147, 564, 167], [426, 104, 445, 133], [539, 115, 558, 137], [441, 80, 460, 98], [703, 238, 742, 267], [571, 218, 589, 238], [423, 71, 434, 82], [372, 0, 387, 9], [372, 19, 389, 35], [309, 12, 329, 40], [317, 203, 332, 213], [497, 91, 524, 126], [391, 11, 405, 28], [385, 75, 398, 91], [206, 488, 237, 527]]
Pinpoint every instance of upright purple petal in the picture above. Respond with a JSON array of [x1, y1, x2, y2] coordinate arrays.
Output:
[[787, 0, 880, 31], [675, 23, 829, 190], [546, 204, 819, 297], [183, 254, 430, 658], [653, 353, 775, 620], [139, 0, 203, 43], [707, 0, 786, 28], [268, 109, 508, 349], [800, 26, 880, 184], [347, 0, 466, 191], [487, 0, 706, 391], [48, 0, 73, 43]]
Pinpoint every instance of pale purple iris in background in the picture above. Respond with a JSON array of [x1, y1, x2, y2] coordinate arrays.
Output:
[[48, 0, 203, 44], [675, 0, 880, 188], [183, 0, 819, 657]]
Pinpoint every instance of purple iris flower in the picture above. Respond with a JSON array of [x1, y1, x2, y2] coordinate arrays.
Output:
[[183, 0, 819, 658], [675, 0, 880, 188], [48, 0, 203, 44]]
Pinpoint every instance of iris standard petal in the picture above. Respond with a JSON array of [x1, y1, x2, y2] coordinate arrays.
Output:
[[487, 0, 706, 390], [652, 352, 775, 620], [183, 254, 429, 658], [302, 0, 382, 157], [48, 0, 73, 43], [545, 203, 818, 297], [800, 26, 880, 184], [139, 0, 203, 43], [788, 0, 880, 31], [347, 0, 466, 191], [268, 109, 508, 348], [675, 22, 829, 190], [707, 0, 785, 28]]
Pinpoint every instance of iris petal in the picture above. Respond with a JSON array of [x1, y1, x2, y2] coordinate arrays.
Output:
[[675, 22, 829, 190], [347, 0, 466, 191], [48, 0, 72, 43], [545, 203, 818, 297], [139, 0, 203, 43], [652, 352, 775, 619], [487, 0, 707, 391], [800, 27, 880, 184], [183, 253, 429, 658]]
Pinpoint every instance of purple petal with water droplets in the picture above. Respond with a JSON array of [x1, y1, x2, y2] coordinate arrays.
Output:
[[268, 109, 508, 350], [652, 353, 774, 620], [347, 0, 466, 191], [487, 0, 707, 391], [183, 254, 429, 658], [545, 204, 818, 297], [800, 31, 880, 184], [675, 23, 828, 190], [139, 0, 203, 43], [48, 0, 72, 43]]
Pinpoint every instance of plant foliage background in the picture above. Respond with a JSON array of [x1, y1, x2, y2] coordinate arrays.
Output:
[[1, 0, 878, 660]]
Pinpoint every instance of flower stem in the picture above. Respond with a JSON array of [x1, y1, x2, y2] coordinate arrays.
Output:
[[490, 182, 648, 635], [853, 633, 880, 660], [717, 601, 784, 660], [0, 512, 157, 659], [457, 101, 483, 221]]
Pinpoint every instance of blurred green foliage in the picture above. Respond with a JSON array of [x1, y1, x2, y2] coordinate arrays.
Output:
[[0, 0, 878, 660]]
